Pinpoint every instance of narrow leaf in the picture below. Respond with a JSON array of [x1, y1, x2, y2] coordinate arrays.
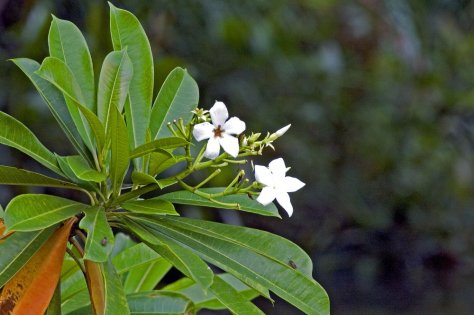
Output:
[[37, 57, 105, 153], [131, 171, 159, 186], [110, 3, 154, 158], [112, 243, 161, 274], [124, 219, 213, 291], [0, 218, 76, 314], [0, 111, 62, 175], [49, 15, 95, 110], [150, 67, 199, 139], [79, 207, 114, 263], [123, 259, 172, 293], [148, 154, 187, 177], [143, 217, 330, 315], [84, 260, 105, 315], [127, 291, 194, 315], [101, 260, 131, 314], [121, 199, 178, 216], [108, 105, 130, 196], [129, 137, 186, 159], [157, 188, 280, 217], [97, 49, 133, 127], [0, 165, 79, 190], [208, 276, 264, 314], [66, 156, 106, 183], [0, 226, 56, 287], [11, 58, 90, 162], [4, 194, 85, 231]]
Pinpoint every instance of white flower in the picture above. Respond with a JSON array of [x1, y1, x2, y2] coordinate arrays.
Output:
[[193, 101, 246, 159], [255, 158, 305, 217]]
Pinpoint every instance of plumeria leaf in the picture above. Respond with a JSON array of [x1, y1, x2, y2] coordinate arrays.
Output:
[[121, 199, 178, 216], [157, 188, 280, 217], [123, 258, 172, 294], [0, 111, 62, 175], [112, 243, 163, 274], [11, 58, 91, 162], [109, 3, 153, 161], [66, 156, 106, 183], [127, 291, 194, 315], [48, 15, 95, 111], [123, 218, 213, 291], [148, 153, 187, 177], [97, 49, 133, 128], [129, 137, 188, 159], [208, 276, 264, 314], [0, 218, 76, 314], [131, 171, 160, 186], [108, 105, 130, 197], [79, 206, 115, 263], [165, 273, 264, 311], [0, 165, 80, 190], [4, 194, 85, 232], [36, 57, 97, 153], [0, 226, 56, 288], [101, 260, 131, 314], [150, 67, 199, 139], [133, 216, 330, 315]]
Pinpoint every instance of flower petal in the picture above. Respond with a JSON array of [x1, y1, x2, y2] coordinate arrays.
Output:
[[257, 187, 277, 206], [223, 117, 246, 135], [269, 158, 287, 180], [276, 192, 294, 217], [218, 134, 239, 157], [193, 122, 214, 141], [275, 124, 291, 137], [281, 176, 305, 192], [254, 165, 274, 187], [204, 137, 221, 159], [210, 101, 228, 127]]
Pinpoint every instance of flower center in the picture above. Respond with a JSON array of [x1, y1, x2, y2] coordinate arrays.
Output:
[[213, 125, 224, 138]]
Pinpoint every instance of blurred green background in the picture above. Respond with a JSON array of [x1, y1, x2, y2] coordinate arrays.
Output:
[[1, 0, 474, 314]]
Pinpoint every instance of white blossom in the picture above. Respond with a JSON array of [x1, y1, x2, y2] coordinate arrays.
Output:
[[193, 101, 246, 159], [255, 158, 305, 217]]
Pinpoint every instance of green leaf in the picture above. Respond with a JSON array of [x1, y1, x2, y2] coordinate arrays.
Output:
[[127, 291, 194, 315], [97, 49, 133, 127], [123, 259, 172, 294], [157, 188, 280, 217], [109, 3, 154, 156], [129, 137, 187, 159], [101, 260, 131, 314], [148, 154, 187, 177], [124, 218, 213, 291], [0, 165, 79, 190], [4, 194, 85, 231], [108, 105, 130, 196], [11, 58, 90, 162], [131, 171, 159, 186], [208, 276, 264, 314], [143, 217, 330, 315], [165, 274, 264, 311], [150, 67, 199, 139], [66, 156, 106, 183], [36, 57, 105, 153], [48, 15, 95, 111], [0, 204, 4, 219], [0, 111, 62, 175], [0, 226, 56, 287], [56, 155, 98, 192], [79, 207, 114, 262], [121, 199, 178, 216], [112, 243, 161, 274]]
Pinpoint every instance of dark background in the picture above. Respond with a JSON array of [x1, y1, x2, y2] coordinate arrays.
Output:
[[1, 0, 473, 314]]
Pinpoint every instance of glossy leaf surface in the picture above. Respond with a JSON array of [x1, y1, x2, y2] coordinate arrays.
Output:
[[150, 67, 199, 139], [79, 207, 115, 262], [4, 194, 84, 231], [157, 188, 280, 217], [0, 165, 79, 190]]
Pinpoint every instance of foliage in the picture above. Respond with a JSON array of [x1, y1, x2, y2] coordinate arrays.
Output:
[[0, 3, 329, 315]]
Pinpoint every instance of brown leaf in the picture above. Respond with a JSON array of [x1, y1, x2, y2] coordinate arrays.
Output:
[[0, 217, 76, 315], [85, 260, 105, 315]]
